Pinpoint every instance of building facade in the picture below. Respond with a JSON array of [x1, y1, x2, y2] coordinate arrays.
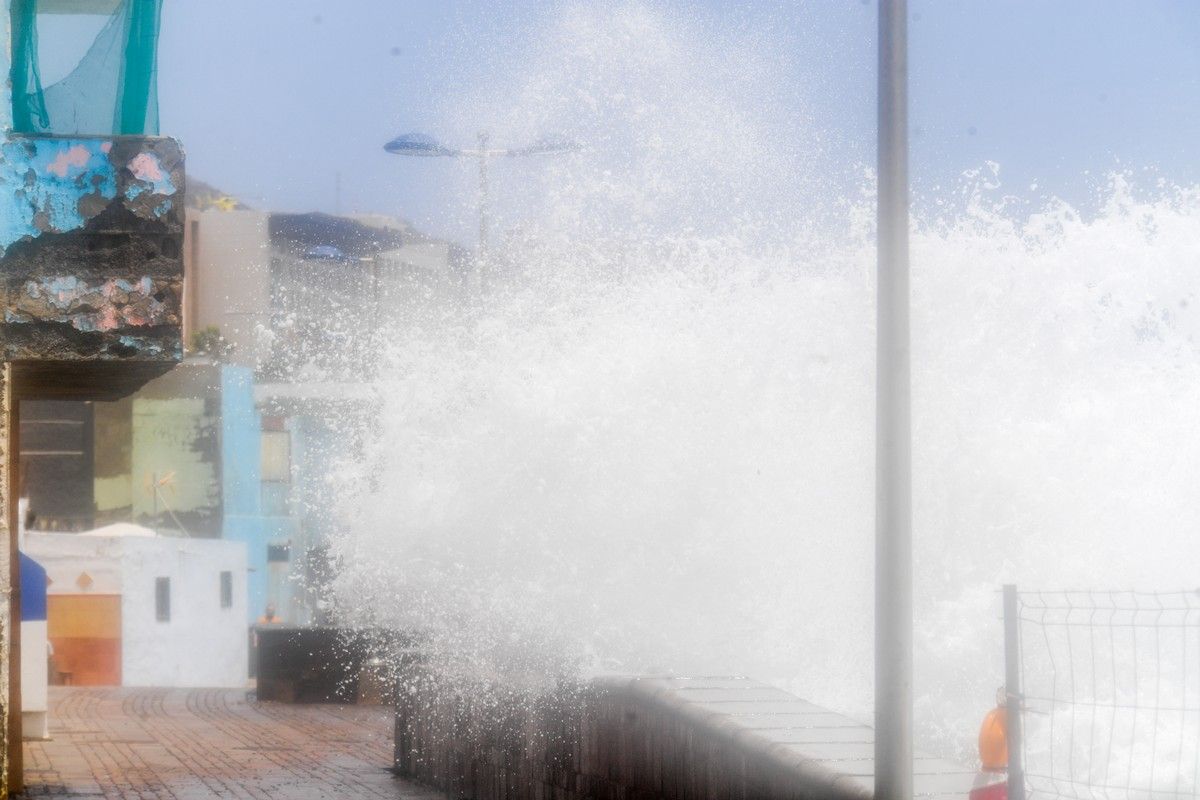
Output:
[[21, 205, 468, 633]]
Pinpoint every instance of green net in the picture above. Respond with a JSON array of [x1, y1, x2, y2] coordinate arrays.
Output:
[[10, 0, 162, 136]]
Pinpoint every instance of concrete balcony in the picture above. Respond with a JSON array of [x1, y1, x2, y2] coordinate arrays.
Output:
[[0, 133, 184, 399]]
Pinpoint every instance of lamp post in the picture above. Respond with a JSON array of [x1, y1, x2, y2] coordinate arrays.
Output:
[[383, 131, 576, 288], [876, 2, 912, 800]]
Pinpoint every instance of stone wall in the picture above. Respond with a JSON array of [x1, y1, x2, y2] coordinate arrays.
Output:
[[394, 673, 977, 800]]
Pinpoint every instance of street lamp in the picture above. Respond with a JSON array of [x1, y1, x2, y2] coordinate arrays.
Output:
[[383, 131, 577, 286]]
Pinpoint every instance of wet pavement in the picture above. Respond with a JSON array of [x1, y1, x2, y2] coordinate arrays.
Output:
[[24, 687, 441, 799]]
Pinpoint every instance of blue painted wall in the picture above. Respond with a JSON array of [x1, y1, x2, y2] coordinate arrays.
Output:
[[219, 365, 300, 624], [0, 137, 179, 257], [219, 365, 270, 624]]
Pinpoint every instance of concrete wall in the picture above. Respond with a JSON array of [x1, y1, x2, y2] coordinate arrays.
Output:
[[182, 209, 271, 367], [22, 533, 248, 689], [117, 536, 246, 688], [395, 674, 976, 800]]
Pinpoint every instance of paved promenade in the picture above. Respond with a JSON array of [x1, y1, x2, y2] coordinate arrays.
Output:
[[25, 687, 440, 799]]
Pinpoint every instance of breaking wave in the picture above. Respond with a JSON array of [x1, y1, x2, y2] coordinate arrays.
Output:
[[331, 4, 1200, 767]]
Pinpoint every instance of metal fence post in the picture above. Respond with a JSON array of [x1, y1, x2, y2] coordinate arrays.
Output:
[[1003, 584, 1025, 800]]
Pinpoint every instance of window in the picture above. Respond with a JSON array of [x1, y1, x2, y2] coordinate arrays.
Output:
[[267, 543, 290, 563], [155, 577, 170, 622], [220, 571, 232, 609], [261, 430, 291, 483]]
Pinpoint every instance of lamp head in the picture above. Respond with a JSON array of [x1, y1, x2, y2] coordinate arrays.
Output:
[[383, 132, 457, 156]]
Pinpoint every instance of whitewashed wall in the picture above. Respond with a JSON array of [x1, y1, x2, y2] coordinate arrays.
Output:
[[26, 534, 123, 594], [23, 533, 248, 688], [119, 537, 247, 688], [20, 619, 47, 739]]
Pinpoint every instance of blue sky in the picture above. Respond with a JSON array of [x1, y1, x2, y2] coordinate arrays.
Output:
[[155, 1, 1200, 244]]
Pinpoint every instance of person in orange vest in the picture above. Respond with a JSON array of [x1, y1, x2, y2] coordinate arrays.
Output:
[[251, 603, 283, 657], [257, 602, 282, 625]]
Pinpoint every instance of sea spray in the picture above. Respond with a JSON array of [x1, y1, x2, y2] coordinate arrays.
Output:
[[330, 5, 1200, 771]]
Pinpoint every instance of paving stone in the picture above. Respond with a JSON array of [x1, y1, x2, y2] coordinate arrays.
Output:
[[24, 687, 441, 799]]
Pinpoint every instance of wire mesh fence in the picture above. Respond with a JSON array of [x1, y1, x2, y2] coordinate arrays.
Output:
[[1009, 588, 1200, 800]]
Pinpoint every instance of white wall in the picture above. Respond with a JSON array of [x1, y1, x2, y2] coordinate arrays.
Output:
[[119, 537, 248, 688], [183, 209, 272, 368], [23, 533, 249, 688], [20, 620, 48, 739], [25, 534, 123, 594]]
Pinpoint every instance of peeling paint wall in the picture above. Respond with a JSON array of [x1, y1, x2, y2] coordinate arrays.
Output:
[[0, 135, 184, 372], [0, 138, 178, 254], [130, 397, 221, 534], [6, 275, 176, 334]]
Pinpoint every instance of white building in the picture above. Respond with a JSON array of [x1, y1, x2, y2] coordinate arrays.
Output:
[[23, 528, 248, 688]]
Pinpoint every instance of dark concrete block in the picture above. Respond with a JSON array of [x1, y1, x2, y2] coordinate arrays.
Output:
[[257, 626, 401, 704]]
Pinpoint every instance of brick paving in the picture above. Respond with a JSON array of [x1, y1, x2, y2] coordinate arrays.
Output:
[[24, 687, 442, 799]]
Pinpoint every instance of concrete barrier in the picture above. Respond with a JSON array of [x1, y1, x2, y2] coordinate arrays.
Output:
[[394, 674, 976, 799]]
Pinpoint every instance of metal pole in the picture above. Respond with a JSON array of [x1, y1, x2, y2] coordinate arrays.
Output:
[[1003, 585, 1026, 800], [875, 2, 912, 800], [477, 131, 491, 290]]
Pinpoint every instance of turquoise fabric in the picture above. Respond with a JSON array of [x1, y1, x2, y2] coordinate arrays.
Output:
[[10, 0, 162, 136]]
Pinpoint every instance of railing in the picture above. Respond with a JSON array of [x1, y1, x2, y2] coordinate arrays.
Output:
[[1006, 586, 1200, 799]]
